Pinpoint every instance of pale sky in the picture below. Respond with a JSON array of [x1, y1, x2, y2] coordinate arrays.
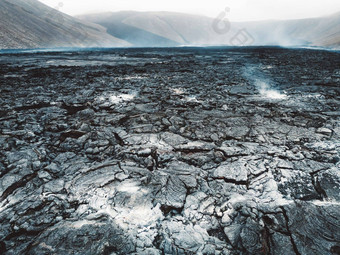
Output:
[[39, 0, 340, 21]]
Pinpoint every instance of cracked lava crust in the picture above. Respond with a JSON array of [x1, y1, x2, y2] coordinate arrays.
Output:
[[0, 47, 339, 255]]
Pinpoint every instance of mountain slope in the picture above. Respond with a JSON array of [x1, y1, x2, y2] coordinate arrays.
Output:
[[0, 0, 129, 49], [236, 11, 340, 48], [2, 1, 339, 50], [78, 12, 241, 47], [79, 11, 340, 48]]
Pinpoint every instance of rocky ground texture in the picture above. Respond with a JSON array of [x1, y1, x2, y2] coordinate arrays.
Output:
[[0, 47, 339, 255]]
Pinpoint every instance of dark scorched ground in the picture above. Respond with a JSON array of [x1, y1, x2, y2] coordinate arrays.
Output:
[[0, 47, 339, 255]]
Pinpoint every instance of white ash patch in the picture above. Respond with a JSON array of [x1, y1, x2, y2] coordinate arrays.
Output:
[[109, 93, 135, 104], [256, 80, 288, 100]]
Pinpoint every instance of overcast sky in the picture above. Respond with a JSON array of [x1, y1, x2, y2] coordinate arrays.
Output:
[[40, 0, 340, 21]]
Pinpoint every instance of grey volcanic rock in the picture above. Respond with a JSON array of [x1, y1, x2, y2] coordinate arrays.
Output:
[[0, 47, 339, 254], [28, 220, 135, 255], [0, 0, 129, 49]]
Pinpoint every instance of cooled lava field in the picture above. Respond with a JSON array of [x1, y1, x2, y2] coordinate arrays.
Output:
[[0, 47, 339, 255]]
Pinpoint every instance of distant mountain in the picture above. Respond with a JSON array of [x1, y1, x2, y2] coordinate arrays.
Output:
[[78, 11, 241, 47], [236, 11, 340, 48], [1, 1, 339, 50], [0, 0, 129, 49], [79, 11, 340, 49]]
